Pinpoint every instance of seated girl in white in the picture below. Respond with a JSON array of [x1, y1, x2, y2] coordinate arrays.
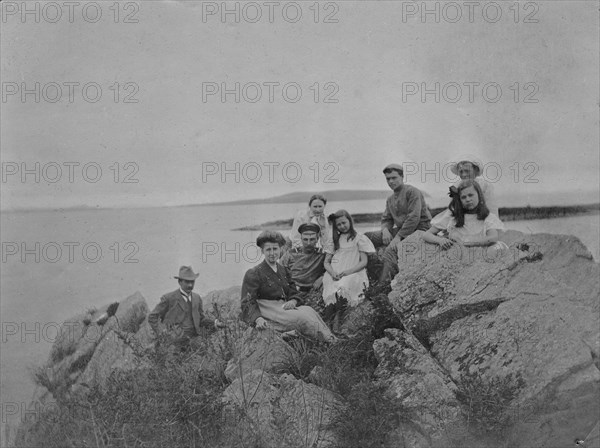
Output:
[[323, 209, 375, 308], [422, 180, 508, 255]]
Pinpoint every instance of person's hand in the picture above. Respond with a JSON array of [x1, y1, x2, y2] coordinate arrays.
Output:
[[330, 271, 342, 281], [437, 237, 454, 250], [312, 276, 323, 290], [214, 319, 226, 329], [255, 317, 268, 329], [382, 228, 393, 245], [452, 236, 465, 246], [282, 299, 297, 310]]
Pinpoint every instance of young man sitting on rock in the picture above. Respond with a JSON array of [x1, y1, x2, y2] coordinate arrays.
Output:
[[148, 266, 225, 351], [365, 164, 432, 283]]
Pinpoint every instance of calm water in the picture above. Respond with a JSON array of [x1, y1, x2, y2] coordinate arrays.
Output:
[[1, 201, 598, 434]]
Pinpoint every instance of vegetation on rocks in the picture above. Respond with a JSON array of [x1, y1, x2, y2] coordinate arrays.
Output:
[[13, 231, 600, 448]]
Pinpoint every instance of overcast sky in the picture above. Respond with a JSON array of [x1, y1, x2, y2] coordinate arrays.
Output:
[[1, 1, 598, 210]]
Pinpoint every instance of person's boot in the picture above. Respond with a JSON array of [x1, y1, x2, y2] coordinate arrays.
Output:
[[378, 262, 392, 284], [332, 296, 349, 335], [322, 303, 337, 325], [332, 309, 343, 335]]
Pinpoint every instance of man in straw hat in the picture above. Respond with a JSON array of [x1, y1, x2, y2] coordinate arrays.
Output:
[[450, 155, 498, 215], [149, 266, 225, 349]]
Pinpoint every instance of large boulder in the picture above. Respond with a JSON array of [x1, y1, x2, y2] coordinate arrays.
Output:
[[374, 328, 465, 448], [203, 285, 242, 320], [224, 327, 292, 382], [383, 230, 600, 447], [74, 329, 147, 393], [36, 292, 152, 401], [222, 369, 343, 448], [113, 291, 148, 333]]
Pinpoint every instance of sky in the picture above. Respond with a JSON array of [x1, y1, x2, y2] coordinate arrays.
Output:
[[1, 0, 599, 210]]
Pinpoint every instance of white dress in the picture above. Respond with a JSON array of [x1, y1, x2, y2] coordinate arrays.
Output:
[[430, 210, 508, 250], [322, 233, 376, 307]]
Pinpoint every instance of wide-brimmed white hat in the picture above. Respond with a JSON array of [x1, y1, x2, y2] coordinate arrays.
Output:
[[450, 155, 484, 176]]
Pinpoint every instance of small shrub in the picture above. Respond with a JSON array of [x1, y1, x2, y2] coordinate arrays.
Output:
[[456, 371, 526, 434], [67, 351, 94, 375], [115, 303, 146, 334], [49, 341, 77, 364], [18, 346, 232, 448], [275, 336, 323, 379], [332, 381, 406, 448], [31, 366, 54, 393]]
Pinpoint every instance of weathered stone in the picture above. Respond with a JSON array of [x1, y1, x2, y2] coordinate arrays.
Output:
[[41, 293, 152, 400], [76, 330, 140, 390], [384, 230, 600, 447], [113, 291, 149, 333], [203, 285, 242, 320], [224, 327, 292, 382], [47, 310, 93, 365], [374, 328, 464, 447], [340, 300, 374, 335], [222, 369, 342, 448], [129, 317, 156, 353]]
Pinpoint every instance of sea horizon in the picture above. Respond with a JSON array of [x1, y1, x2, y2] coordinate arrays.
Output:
[[2, 188, 599, 213]]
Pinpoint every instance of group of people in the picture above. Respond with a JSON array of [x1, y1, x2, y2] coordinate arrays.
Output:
[[149, 157, 506, 347]]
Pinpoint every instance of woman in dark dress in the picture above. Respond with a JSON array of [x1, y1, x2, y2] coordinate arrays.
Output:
[[241, 231, 337, 343]]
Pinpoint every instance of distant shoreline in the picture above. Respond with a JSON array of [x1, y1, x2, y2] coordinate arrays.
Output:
[[233, 203, 600, 231]]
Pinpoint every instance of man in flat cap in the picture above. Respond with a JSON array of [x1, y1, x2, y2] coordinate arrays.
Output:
[[280, 222, 327, 295], [366, 164, 432, 283], [148, 266, 225, 349]]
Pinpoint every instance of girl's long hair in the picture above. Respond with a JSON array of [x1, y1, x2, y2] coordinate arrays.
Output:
[[449, 179, 489, 227], [328, 209, 357, 251]]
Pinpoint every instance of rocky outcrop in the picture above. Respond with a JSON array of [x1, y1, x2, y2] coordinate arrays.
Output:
[[224, 327, 292, 382], [373, 328, 464, 447], [377, 230, 600, 448], [37, 291, 150, 401], [222, 369, 343, 448], [21, 230, 599, 448]]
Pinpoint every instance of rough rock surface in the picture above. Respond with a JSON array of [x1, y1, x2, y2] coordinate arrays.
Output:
[[374, 328, 464, 447], [203, 285, 242, 319], [224, 327, 293, 382], [38, 291, 150, 400], [380, 230, 600, 447], [73, 329, 147, 394], [22, 230, 599, 448], [222, 369, 343, 448]]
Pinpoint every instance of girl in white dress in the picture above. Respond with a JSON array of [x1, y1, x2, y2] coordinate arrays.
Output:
[[322, 210, 376, 309], [422, 180, 508, 255]]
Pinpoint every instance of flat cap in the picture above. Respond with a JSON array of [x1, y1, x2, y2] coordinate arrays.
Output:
[[298, 222, 321, 234]]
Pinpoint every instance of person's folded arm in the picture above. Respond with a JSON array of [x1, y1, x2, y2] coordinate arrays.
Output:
[[284, 266, 303, 306], [463, 229, 499, 247], [340, 252, 369, 276], [324, 253, 336, 277], [381, 200, 394, 233], [397, 190, 421, 239], [241, 269, 262, 325], [148, 295, 169, 336]]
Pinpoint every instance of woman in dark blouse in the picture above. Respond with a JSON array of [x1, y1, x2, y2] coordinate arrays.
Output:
[[241, 231, 337, 343]]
